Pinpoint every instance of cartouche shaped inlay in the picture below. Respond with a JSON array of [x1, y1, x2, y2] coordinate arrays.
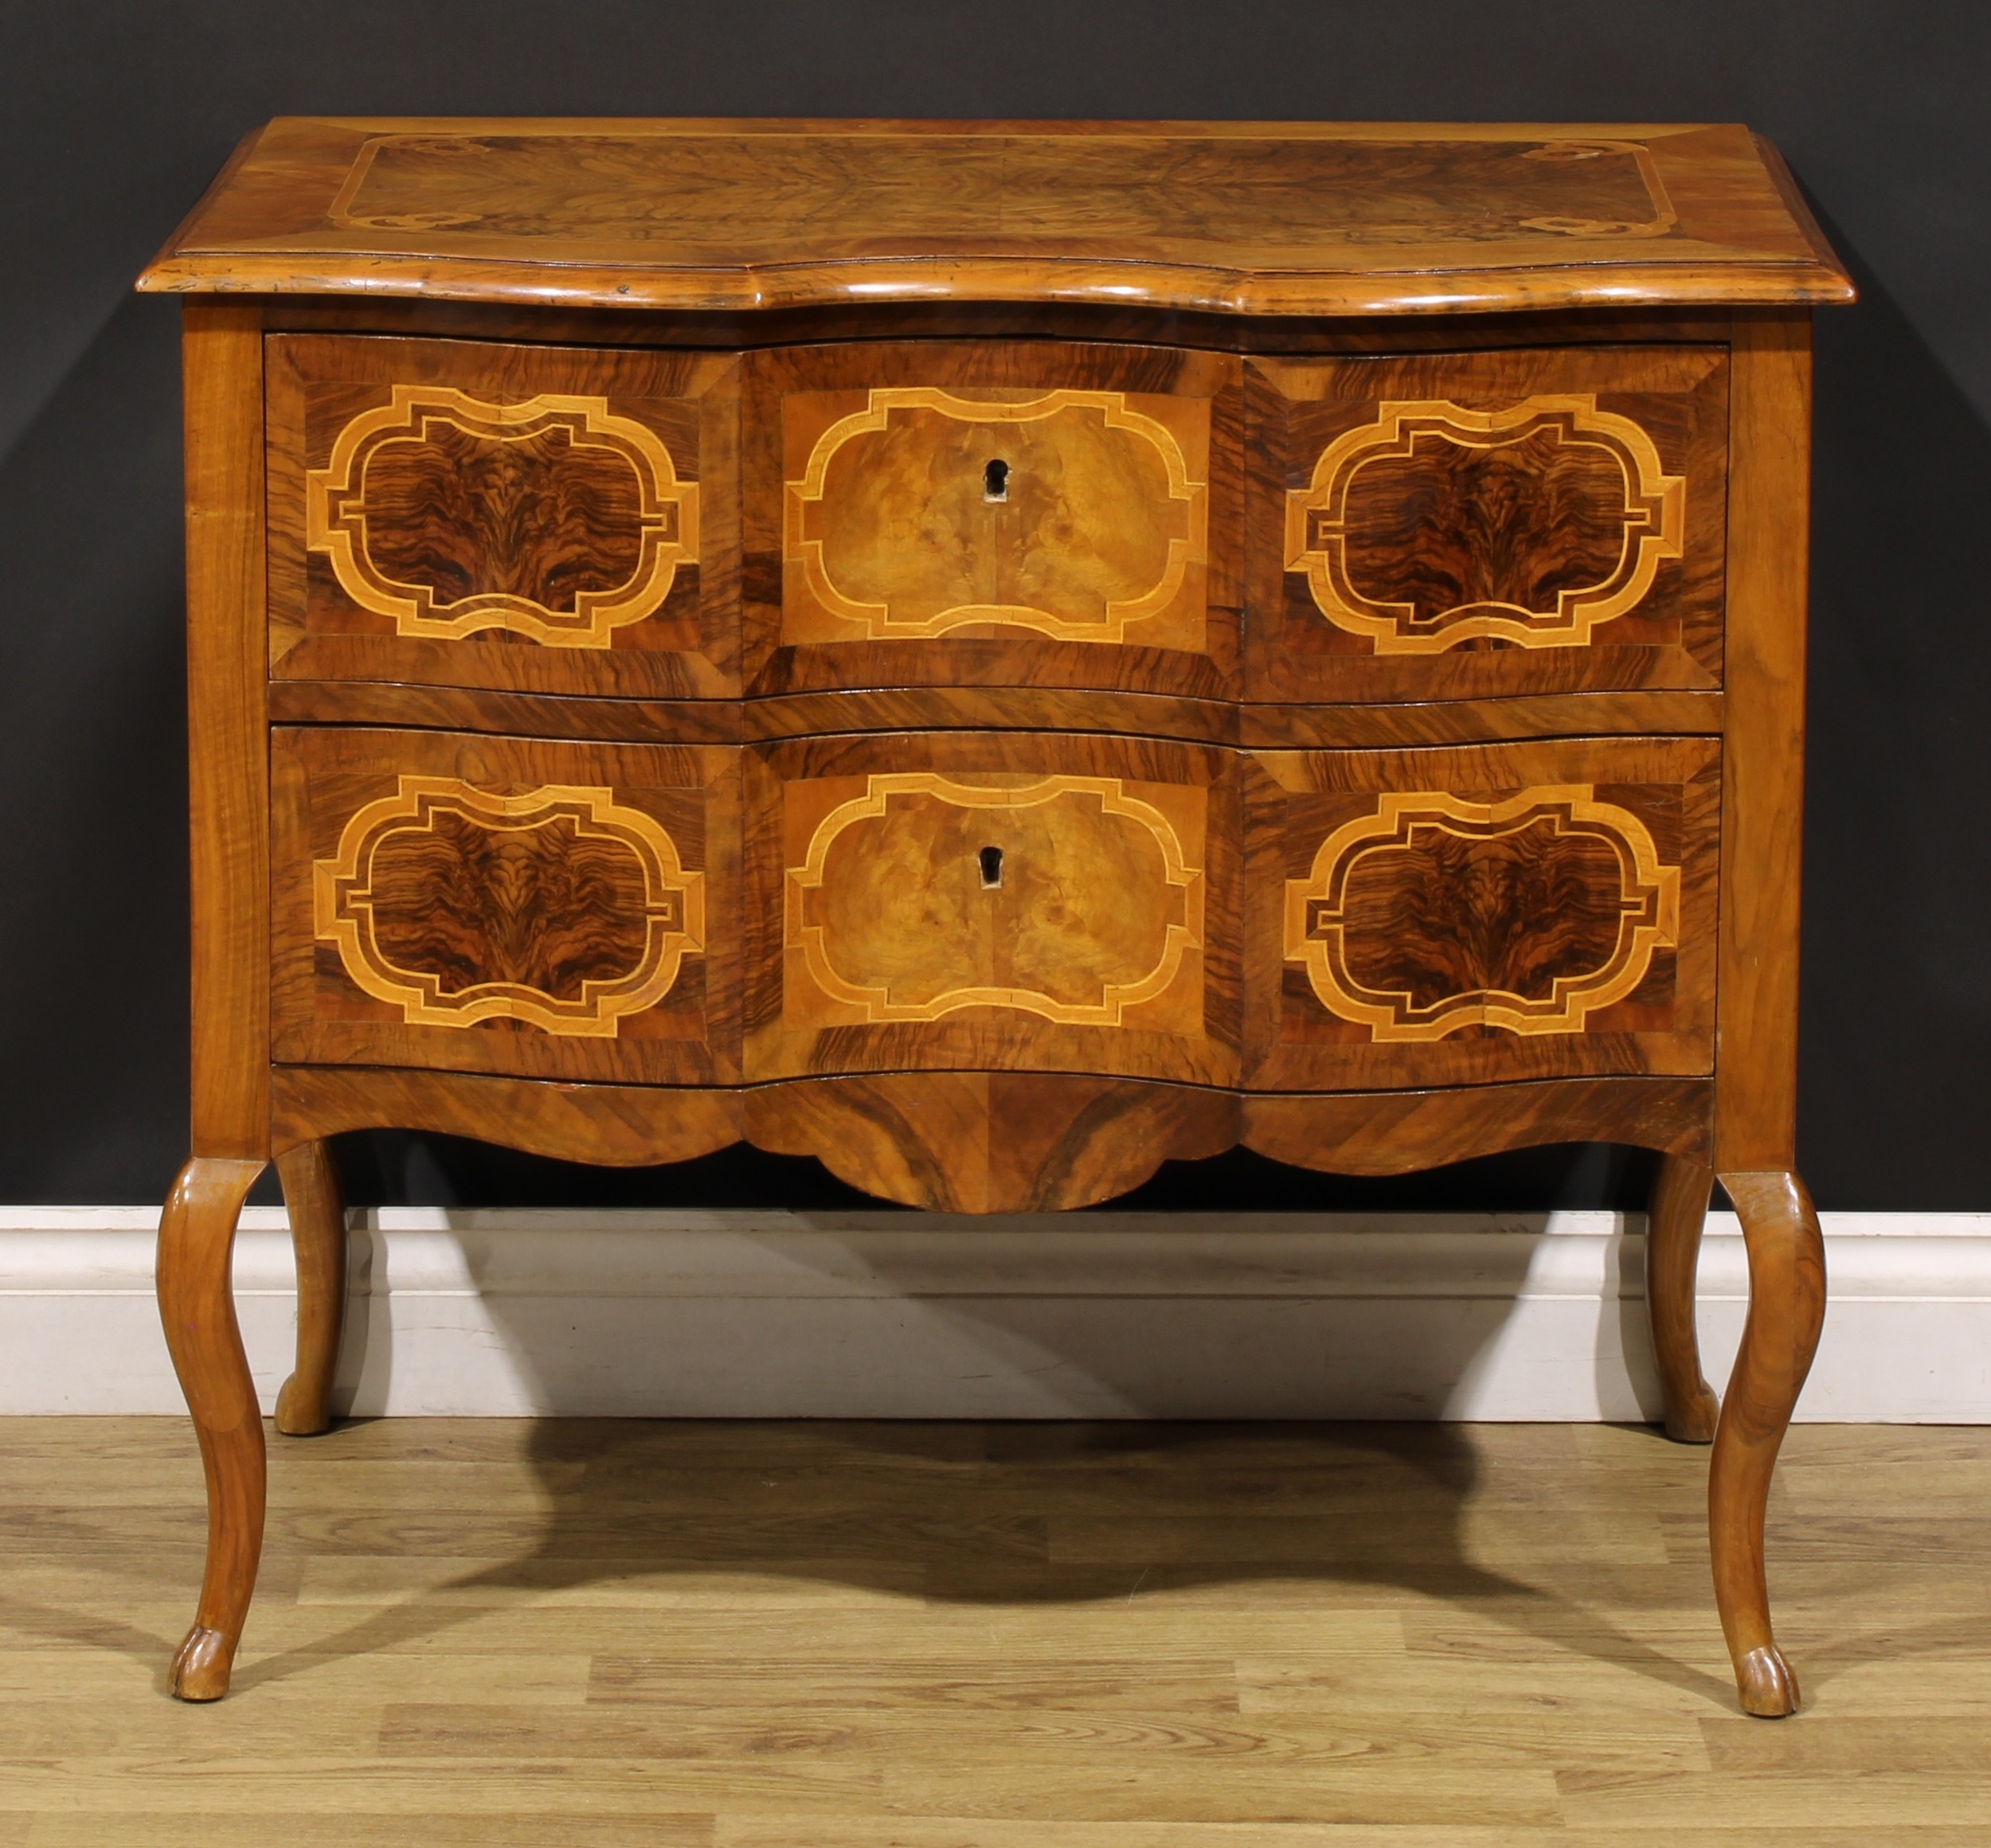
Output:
[[786, 773, 1204, 1026], [1285, 395, 1682, 652], [1284, 786, 1678, 1040], [307, 385, 699, 647], [784, 389, 1207, 643], [315, 776, 705, 1036]]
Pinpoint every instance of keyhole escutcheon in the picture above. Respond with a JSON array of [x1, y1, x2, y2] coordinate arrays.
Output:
[[983, 458, 1009, 502], [978, 845, 1003, 889]]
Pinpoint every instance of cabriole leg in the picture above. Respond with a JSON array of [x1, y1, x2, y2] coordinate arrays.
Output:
[[1648, 1153, 1720, 1442], [273, 1139, 348, 1437], [1708, 1168, 1826, 1717], [156, 1155, 267, 1701]]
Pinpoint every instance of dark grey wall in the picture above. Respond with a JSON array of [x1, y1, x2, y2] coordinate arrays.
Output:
[[2, 2, 1985, 1208]]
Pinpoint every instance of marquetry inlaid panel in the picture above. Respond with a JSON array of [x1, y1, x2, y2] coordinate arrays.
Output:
[[315, 777, 706, 1037], [322, 128, 1680, 252], [745, 733, 1238, 1084], [785, 772, 1204, 1029], [1246, 346, 1727, 704], [272, 727, 739, 1084], [307, 387, 699, 647], [268, 335, 741, 699], [1284, 397, 1683, 652], [748, 343, 1241, 699], [1243, 736, 1718, 1091], [1283, 787, 1678, 1041], [784, 389, 1207, 646]]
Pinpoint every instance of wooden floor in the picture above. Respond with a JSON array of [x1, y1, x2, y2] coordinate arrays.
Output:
[[2, 1418, 1989, 1843]]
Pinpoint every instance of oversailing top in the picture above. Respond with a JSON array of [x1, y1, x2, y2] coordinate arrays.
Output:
[[138, 117, 1852, 318]]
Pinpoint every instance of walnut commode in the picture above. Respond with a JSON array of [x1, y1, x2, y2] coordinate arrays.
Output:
[[139, 118, 1852, 1709]]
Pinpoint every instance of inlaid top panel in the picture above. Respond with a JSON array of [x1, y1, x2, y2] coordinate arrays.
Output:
[[139, 118, 1851, 316]]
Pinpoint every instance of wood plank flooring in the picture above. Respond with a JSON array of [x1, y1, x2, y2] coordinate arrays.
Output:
[[2, 1417, 1989, 1842]]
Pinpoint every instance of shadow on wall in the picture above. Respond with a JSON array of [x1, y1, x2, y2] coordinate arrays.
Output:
[[325, 1138, 1668, 1436], [324, 1201, 1669, 1424]]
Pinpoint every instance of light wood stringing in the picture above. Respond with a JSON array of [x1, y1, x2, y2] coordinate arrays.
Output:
[[1285, 393, 1684, 651], [784, 772, 1204, 1029], [314, 776, 706, 1036], [307, 385, 700, 646], [784, 387, 1207, 645], [1284, 784, 1680, 1041]]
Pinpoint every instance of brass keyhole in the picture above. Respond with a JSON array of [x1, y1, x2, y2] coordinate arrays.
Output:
[[983, 458, 1009, 502], [978, 845, 1003, 889]]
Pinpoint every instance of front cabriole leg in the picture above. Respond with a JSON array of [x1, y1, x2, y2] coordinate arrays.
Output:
[[156, 1155, 268, 1700], [1708, 1168, 1826, 1717]]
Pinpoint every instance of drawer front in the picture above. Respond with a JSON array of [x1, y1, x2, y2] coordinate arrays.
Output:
[[745, 733, 1238, 1084], [272, 728, 738, 1083], [1246, 346, 1726, 703], [268, 336, 739, 698], [748, 343, 1242, 698], [1245, 736, 1718, 1090]]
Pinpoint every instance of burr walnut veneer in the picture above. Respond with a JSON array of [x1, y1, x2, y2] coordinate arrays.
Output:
[[139, 119, 1852, 1712]]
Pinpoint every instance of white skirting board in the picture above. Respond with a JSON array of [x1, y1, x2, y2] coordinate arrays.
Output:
[[1, 1207, 1986, 1420]]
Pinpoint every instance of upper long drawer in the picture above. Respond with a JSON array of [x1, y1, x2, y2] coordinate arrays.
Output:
[[1246, 345, 1728, 702], [265, 333, 1726, 709]]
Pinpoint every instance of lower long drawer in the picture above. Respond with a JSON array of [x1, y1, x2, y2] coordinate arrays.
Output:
[[270, 726, 1717, 1091]]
